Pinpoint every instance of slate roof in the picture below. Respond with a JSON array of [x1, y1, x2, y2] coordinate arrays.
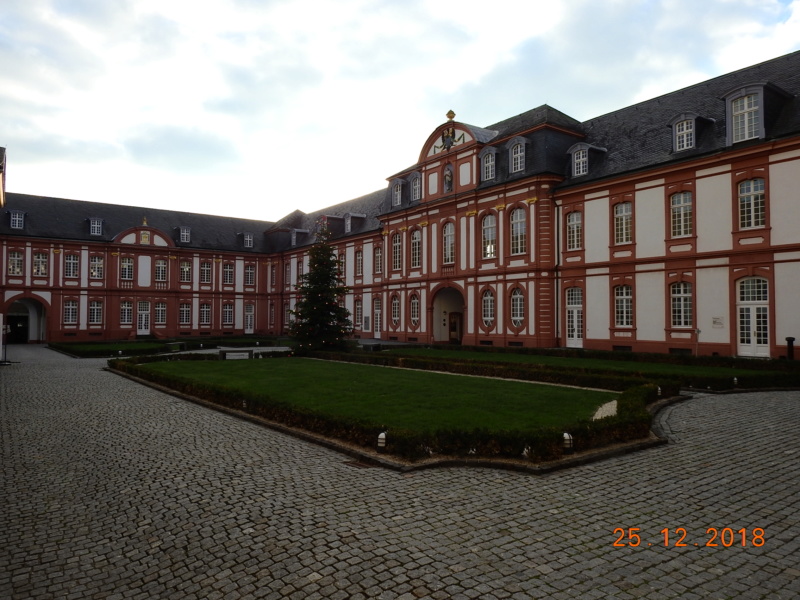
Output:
[[2, 193, 276, 253]]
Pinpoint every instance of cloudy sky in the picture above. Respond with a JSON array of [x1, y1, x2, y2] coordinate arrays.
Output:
[[2, 0, 800, 222]]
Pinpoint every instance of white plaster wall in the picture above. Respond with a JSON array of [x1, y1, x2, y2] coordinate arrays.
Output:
[[775, 261, 800, 342], [696, 267, 730, 344], [584, 200, 609, 264], [585, 276, 609, 339], [769, 158, 800, 246], [428, 172, 438, 196], [138, 256, 151, 287], [459, 162, 471, 186], [363, 241, 373, 284], [635, 272, 665, 341], [460, 217, 468, 271], [696, 174, 732, 253], [635, 187, 665, 259]]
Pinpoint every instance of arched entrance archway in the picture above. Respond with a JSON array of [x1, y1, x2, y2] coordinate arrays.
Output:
[[432, 287, 465, 344], [5, 298, 47, 343]]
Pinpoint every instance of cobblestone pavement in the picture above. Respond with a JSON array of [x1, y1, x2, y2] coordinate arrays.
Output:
[[2, 345, 799, 600]]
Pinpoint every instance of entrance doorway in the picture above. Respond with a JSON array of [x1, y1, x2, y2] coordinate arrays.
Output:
[[565, 287, 584, 348], [737, 278, 769, 357], [432, 287, 465, 343], [5, 298, 46, 343], [137, 301, 151, 336]]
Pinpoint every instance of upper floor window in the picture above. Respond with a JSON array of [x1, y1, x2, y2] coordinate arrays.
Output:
[[90, 218, 103, 236], [674, 119, 694, 151], [90, 256, 104, 279], [180, 227, 191, 243], [200, 261, 212, 284], [338, 253, 345, 278], [573, 149, 588, 176], [7, 251, 23, 276], [738, 178, 765, 229], [392, 234, 402, 271], [243, 233, 254, 248], [355, 250, 363, 276], [510, 208, 526, 255], [614, 285, 633, 327], [33, 252, 48, 277], [567, 211, 583, 251], [180, 260, 192, 282], [120, 257, 134, 280], [374, 246, 383, 274], [245, 264, 255, 286], [442, 222, 455, 264], [65, 254, 79, 278], [392, 182, 402, 206], [223, 263, 234, 284], [482, 214, 497, 259], [614, 202, 632, 245], [10, 210, 24, 229], [671, 192, 693, 238], [411, 176, 421, 202], [410, 230, 421, 269], [510, 143, 524, 173], [483, 152, 496, 181], [155, 259, 167, 282]]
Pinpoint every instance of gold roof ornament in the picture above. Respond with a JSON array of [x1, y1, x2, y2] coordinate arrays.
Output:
[[446, 110, 456, 121], [142, 216, 148, 226]]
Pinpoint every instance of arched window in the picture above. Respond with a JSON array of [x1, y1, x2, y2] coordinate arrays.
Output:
[[411, 177, 421, 202], [442, 222, 455, 264], [511, 143, 524, 173], [392, 182, 402, 206], [391, 295, 400, 326], [670, 192, 692, 238], [410, 294, 420, 327], [483, 152, 495, 181], [738, 179, 765, 229], [482, 289, 495, 328], [482, 214, 497, 259], [510, 288, 524, 328], [510, 208, 526, 255], [374, 246, 383, 274], [410, 230, 421, 269]]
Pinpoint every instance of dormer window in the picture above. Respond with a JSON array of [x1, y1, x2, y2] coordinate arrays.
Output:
[[732, 93, 759, 142], [291, 230, 297, 246], [410, 175, 421, 202], [573, 149, 588, 176], [10, 210, 24, 229], [90, 218, 103, 236], [479, 147, 497, 181], [243, 232, 254, 248], [345, 214, 352, 233], [392, 182, 402, 206], [674, 119, 694, 151], [179, 226, 191, 243]]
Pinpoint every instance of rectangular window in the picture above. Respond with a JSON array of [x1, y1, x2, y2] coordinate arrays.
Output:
[[739, 178, 765, 229], [392, 234, 402, 271], [567, 212, 582, 251], [223, 263, 234, 284], [120, 257, 134, 280], [63, 300, 78, 325], [244, 264, 255, 286], [270, 265, 276, 288], [244, 233, 254, 248], [200, 261, 212, 283], [199, 303, 211, 325], [356, 250, 363, 276], [10, 211, 24, 229], [338, 253, 345, 278], [573, 149, 588, 176], [180, 260, 191, 282], [89, 300, 103, 325], [374, 247, 383, 274], [614, 285, 633, 327], [90, 256, 104, 279], [732, 94, 759, 142], [90, 218, 103, 236], [483, 153, 495, 181], [614, 202, 632, 244], [410, 232, 421, 269], [180, 227, 191, 243], [670, 192, 693, 238], [32, 252, 48, 277], [482, 215, 497, 259], [269, 302, 275, 326], [671, 282, 693, 328], [223, 303, 234, 325], [8, 251, 23, 276], [120, 301, 133, 325], [284, 262, 291, 288], [155, 302, 167, 325], [179, 303, 192, 325], [675, 120, 694, 151], [155, 259, 167, 282], [411, 177, 421, 201], [510, 208, 526, 255], [65, 254, 79, 278], [511, 143, 524, 173], [392, 183, 402, 206], [354, 299, 363, 328], [443, 223, 455, 264]]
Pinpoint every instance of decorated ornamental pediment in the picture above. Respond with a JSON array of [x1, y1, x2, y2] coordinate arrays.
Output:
[[422, 110, 476, 159]]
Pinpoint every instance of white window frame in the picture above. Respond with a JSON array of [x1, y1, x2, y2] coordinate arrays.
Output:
[[33, 252, 48, 277], [222, 303, 234, 325], [65, 254, 79, 278], [244, 233, 254, 248], [442, 222, 455, 265], [200, 261, 212, 284], [354, 299, 363, 329], [411, 177, 421, 202], [90, 218, 103, 236], [8, 251, 23, 275], [732, 93, 759, 143], [482, 214, 497, 259], [483, 152, 496, 181], [573, 148, 588, 176], [244, 264, 255, 286], [511, 288, 524, 328], [120, 257, 134, 280], [155, 302, 167, 325], [374, 247, 383, 274], [674, 119, 694, 151], [180, 227, 191, 243], [391, 295, 400, 326], [392, 182, 402, 206], [90, 256, 104, 279], [410, 230, 421, 269], [511, 143, 524, 173], [89, 300, 103, 325], [179, 303, 192, 325], [63, 300, 78, 325], [614, 202, 632, 245], [670, 282, 693, 328], [356, 250, 363, 276], [180, 260, 192, 282], [200, 303, 212, 325], [738, 178, 765, 230], [155, 259, 167, 282], [120, 301, 133, 325], [510, 208, 526, 255], [482, 289, 495, 328], [223, 263, 234, 284], [670, 192, 693, 238], [10, 210, 24, 229], [567, 211, 582, 251], [392, 234, 402, 271], [614, 285, 633, 328], [410, 294, 420, 327]]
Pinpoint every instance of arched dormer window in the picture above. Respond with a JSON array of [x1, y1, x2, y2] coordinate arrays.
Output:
[[567, 142, 607, 178], [669, 113, 700, 152], [506, 137, 527, 174], [410, 173, 422, 202], [391, 180, 403, 207], [479, 147, 498, 181]]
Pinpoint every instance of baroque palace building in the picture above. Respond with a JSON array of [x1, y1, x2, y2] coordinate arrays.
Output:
[[2, 51, 800, 357]]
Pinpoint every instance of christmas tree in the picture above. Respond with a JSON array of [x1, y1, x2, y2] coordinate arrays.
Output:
[[289, 221, 353, 351]]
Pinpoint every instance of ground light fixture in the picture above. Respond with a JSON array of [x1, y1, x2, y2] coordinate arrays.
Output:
[[563, 432, 574, 454], [377, 431, 387, 453]]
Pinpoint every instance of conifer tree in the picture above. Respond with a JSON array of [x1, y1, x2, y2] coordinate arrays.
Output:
[[289, 222, 353, 351]]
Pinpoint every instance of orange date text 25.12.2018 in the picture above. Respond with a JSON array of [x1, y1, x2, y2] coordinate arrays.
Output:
[[613, 527, 765, 548]]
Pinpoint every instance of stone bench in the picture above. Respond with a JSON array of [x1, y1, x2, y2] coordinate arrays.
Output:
[[218, 349, 254, 360]]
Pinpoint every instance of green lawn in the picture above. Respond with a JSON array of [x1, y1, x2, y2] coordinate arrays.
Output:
[[388, 348, 766, 377], [141, 358, 616, 432]]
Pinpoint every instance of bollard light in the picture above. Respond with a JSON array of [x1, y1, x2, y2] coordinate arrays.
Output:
[[563, 432, 574, 454], [657, 386, 662, 396], [377, 432, 387, 453], [733, 377, 738, 386]]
